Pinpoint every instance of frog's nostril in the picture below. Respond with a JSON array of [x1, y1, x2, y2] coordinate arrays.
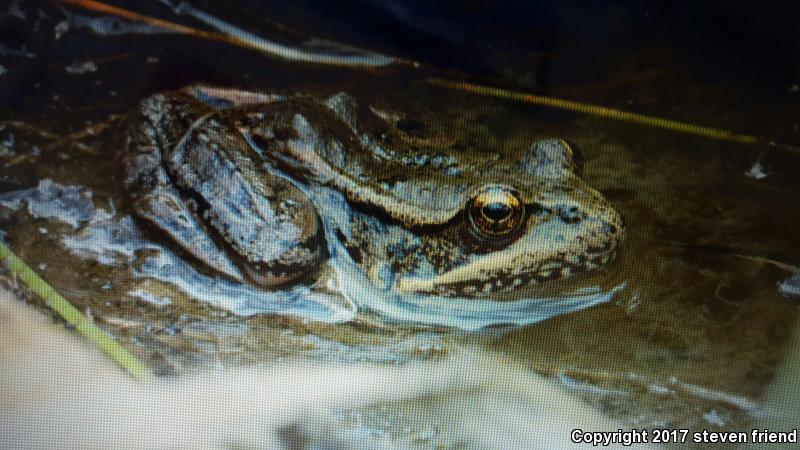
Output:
[[482, 202, 512, 222]]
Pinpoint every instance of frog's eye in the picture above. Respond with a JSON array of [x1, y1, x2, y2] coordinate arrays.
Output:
[[468, 185, 525, 239]]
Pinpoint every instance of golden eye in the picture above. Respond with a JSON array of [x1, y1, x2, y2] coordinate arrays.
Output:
[[468, 185, 525, 239]]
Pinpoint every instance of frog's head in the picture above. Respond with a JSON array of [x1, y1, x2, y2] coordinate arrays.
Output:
[[391, 138, 624, 297]]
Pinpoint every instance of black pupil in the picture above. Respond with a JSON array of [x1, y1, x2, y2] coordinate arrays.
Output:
[[482, 202, 512, 222]]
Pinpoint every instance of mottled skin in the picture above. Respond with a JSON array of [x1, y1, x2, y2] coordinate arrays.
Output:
[[124, 85, 624, 298]]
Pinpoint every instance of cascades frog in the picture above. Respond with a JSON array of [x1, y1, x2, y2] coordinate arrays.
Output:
[[123, 85, 624, 301]]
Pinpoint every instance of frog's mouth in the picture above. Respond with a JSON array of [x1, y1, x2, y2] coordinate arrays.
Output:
[[325, 222, 624, 331], [393, 257, 581, 297], [393, 218, 623, 298]]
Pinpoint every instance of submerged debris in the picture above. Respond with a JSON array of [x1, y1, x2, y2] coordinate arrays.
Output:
[[1, 0, 26, 20], [778, 272, 800, 297], [53, 19, 70, 39], [0, 128, 13, 157], [64, 60, 98, 74], [0, 43, 35, 59], [57, 7, 169, 36], [0, 179, 95, 229], [745, 156, 768, 180]]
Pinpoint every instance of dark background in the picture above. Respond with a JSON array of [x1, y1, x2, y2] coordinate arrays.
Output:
[[1, 0, 799, 144]]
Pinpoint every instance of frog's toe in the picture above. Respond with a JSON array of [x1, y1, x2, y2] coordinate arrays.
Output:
[[241, 242, 327, 287], [234, 212, 327, 288]]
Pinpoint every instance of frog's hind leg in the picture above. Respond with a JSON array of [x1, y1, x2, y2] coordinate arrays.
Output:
[[131, 181, 246, 283]]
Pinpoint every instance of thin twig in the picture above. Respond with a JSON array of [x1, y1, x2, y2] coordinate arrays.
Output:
[[56, 0, 410, 68]]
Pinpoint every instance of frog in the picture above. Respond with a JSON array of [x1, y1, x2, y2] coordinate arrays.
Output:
[[122, 85, 624, 301]]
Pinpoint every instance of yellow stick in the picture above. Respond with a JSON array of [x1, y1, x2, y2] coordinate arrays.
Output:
[[0, 241, 153, 381], [427, 78, 800, 154]]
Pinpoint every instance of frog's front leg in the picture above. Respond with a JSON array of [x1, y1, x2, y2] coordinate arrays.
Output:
[[125, 99, 245, 282], [125, 94, 326, 287]]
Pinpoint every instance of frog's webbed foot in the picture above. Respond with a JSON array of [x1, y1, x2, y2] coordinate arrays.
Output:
[[133, 183, 246, 283]]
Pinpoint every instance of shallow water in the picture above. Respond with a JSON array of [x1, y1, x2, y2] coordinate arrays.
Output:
[[2, 0, 799, 447]]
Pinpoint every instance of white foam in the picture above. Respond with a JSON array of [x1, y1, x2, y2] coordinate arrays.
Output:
[[0, 179, 95, 229], [778, 272, 800, 297]]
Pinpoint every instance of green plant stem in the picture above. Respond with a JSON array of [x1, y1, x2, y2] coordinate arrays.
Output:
[[0, 241, 153, 381]]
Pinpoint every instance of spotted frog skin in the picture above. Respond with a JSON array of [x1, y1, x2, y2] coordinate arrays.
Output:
[[123, 86, 624, 298]]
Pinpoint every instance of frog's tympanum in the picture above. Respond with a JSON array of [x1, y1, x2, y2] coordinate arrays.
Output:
[[124, 86, 623, 304]]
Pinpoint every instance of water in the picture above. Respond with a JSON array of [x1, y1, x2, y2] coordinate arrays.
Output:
[[1, 0, 799, 447]]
